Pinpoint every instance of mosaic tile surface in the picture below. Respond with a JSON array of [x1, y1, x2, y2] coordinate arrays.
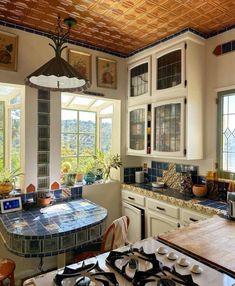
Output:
[[0, 199, 107, 257]]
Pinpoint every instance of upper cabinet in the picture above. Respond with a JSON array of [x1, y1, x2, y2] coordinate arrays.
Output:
[[127, 57, 151, 106], [152, 42, 186, 100], [126, 34, 205, 159]]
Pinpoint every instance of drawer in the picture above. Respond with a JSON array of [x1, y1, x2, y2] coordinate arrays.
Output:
[[147, 198, 179, 219], [122, 190, 145, 207], [181, 209, 209, 224]]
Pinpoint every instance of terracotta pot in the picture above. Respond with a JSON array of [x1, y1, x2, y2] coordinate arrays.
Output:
[[0, 182, 13, 195], [192, 184, 207, 197], [37, 197, 52, 207]]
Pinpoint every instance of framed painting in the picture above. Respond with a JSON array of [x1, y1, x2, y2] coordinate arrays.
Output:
[[97, 57, 117, 89], [0, 30, 18, 71], [68, 50, 92, 83]]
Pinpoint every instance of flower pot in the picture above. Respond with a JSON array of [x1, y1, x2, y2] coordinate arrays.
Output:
[[37, 197, 52, 207], [65, 173, 76, 186], [84, 173, 96, 185], [192, 184, 207, 197], [0, 182, 13, 195]]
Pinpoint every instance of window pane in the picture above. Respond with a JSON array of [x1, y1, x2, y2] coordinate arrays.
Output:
[[61, 157, 77, 173], [61, 134, 77, 156], [100, 118, 112, 153], [79, 134, 95, 154], [79, 111, 96, 133], [220, 93, 235, 173], [61, 110, 77, 133], [10, 109, 20, 170]]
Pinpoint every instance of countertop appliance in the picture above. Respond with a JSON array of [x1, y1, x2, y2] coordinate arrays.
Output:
[[23, 237, 235, 286], [227, 192, 235, 219], [135, 171, 144, 183]]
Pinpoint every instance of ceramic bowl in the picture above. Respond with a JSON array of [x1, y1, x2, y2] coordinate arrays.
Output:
[[192, 184, 207, 197]]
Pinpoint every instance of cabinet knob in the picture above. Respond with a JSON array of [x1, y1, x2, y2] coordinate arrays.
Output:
[[177, 223, 181, 228]]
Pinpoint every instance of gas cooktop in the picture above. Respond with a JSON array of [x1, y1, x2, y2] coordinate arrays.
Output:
[[24, 238, 235, 286]]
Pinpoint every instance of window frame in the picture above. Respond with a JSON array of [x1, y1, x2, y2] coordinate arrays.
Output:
[[99, 115, 113, 153], [217, 89, 235, 177]]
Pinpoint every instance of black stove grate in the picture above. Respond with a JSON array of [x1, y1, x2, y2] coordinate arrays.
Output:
[[106, 246, 199, 286], [54, 261, 119, 286]]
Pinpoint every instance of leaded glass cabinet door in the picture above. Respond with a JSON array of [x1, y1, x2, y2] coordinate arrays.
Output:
[[151, 98, 185, 157], [128, 57, 151, 105], [152, 42, 186, 100], [127, 105, 148, 155]]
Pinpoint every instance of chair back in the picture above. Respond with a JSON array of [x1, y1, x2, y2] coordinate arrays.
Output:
[[101, 216, 130, 252]]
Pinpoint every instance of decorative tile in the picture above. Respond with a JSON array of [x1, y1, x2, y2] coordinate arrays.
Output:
[[60, 233, 75, 249]]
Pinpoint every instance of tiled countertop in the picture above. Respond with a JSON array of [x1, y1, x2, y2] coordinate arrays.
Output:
[[122, 183, 227, 216], [0, 199, 107, 257]]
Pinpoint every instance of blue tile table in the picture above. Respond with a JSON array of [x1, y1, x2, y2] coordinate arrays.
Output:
[[0, 199, 107, 258]]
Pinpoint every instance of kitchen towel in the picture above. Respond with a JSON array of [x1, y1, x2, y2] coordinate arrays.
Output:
[[113, 216, 129, 249]]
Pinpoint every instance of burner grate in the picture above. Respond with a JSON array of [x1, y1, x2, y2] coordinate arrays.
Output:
[[106, 245, 199, 286], [54, 261, 119, 286]]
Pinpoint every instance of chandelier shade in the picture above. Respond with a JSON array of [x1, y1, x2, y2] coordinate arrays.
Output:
[[25, 16, 90, 92]]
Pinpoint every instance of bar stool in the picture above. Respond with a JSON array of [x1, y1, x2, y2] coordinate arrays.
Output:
[[0, 258, 15, 286]]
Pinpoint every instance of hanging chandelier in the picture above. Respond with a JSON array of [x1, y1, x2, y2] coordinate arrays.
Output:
[[25, 16, 90, 92]]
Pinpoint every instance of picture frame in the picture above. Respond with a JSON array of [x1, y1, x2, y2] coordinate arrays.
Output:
[[68, 49, 92, 83], [0, 30, 18, 71], [97, 57, 117, 89]]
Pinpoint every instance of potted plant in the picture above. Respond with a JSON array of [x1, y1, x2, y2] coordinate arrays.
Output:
[[80, 157, 100, 185], [94, 151, 122, 182], [37, 190, 52, 207], [0, 168, 23, 195]]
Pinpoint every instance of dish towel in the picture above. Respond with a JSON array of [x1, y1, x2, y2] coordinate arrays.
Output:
[[113, 216, 129, 249]]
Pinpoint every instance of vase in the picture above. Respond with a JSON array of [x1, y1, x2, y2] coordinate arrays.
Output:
[[65, 173, 76, 186], [84, 173, 96, 185]]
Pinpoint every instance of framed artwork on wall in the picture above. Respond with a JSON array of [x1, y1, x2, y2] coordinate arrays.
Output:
[[97, 57, 117, 89], [68, 49, 92, 83], [0, 30, 18, 71]]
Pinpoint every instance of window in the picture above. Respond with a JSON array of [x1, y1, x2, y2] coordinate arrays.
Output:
[[217, 90, 235, 175], [100, 118, 112, 153], [0, 102, 4, 169], [61, 109, 96, 170], [0, 87, 22, 173]]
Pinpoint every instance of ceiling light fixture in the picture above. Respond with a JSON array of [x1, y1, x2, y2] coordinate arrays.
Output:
[[25, 16, 90, 92]]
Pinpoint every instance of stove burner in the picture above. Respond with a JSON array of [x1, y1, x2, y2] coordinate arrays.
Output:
[[158, 278, 176, 286], [106, 245, 199, 286], [54, 261, 119, 286]]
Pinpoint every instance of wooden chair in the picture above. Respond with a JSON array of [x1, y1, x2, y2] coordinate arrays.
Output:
[[0, 258, 15, 286], [74, 216, 130, 262]]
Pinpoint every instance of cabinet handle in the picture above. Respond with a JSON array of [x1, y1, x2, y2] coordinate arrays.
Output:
[[128, 196, 135, 201], [156, 206, 165, 211], [189, 217, 198, 222]]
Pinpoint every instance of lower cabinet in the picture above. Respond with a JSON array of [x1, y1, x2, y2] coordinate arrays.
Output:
[[146, 197, 180, 237], [122, 201, 144, 243], [180, 208, 210, 226], [147, 210, 180, 237]]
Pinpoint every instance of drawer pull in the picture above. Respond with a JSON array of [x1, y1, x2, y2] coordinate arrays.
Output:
[[156, 206, 165, 211], [189, 217, 198, 222], [128, 196, 135, 200]]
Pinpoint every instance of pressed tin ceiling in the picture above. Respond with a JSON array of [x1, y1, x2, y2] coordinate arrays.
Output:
[[1, 0, 235, 56]]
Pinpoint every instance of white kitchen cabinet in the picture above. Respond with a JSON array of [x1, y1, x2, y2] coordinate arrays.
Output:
[[146, 197, 180, 237], [181, 208, 211, 226], [122, 201, 144, 243], [127, 56, 151, 106], [127, 104, 150, 155], [122, 190, 146, 242], [147, 211, 179, 237]]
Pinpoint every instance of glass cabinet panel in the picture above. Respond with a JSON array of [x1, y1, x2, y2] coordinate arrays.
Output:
[[153, 102, 182, 153], [129, 108, 146, 151], [157, 50, 181, 90], [130, 63, 148, 97]]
